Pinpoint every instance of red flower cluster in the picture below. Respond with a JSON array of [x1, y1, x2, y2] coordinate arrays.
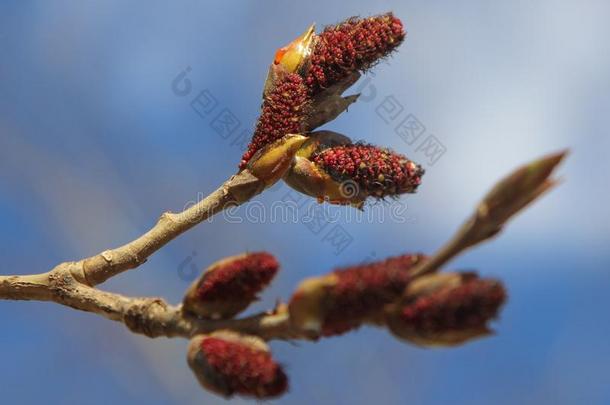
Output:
[[306, 13, 406, 94], [321, 254, 426, 336], [195, 252, 278, 300], [311, 144, 424, 198], [239, 73, 310, 169], [188, 332, 287, 399], [289, 254, 426, 336], [399, 278, 506, 334], [241, 13, 406, 171], [289, 255, 507, 345], [385, 273, 507, 346], [183, 252, 279, 319]]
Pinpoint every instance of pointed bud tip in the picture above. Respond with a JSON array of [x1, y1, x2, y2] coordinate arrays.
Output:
[[538, 148, 569, 167], [476, 149, 568, 235], [527, 149, 568, 181], [274, 24, 316, 73]]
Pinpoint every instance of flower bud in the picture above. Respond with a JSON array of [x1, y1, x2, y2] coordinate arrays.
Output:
[[468, 150, 567, 244], [385, 273, 507, 347], [284, 131, 366, 207], [288, 254, 426, 337], [183, 252, 279, 319], [285, 141, 424, 207], [305, 13, 406, 94], [187, 331, 288, 399]]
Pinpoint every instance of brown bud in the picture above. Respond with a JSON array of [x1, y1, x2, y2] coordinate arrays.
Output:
[[183, 252, 279, 319], [469, 150, 567, 244], [187, 331, 288, 399]]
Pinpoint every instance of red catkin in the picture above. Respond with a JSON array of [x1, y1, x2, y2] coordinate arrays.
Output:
[[312, 144, 424, 198], [321, 254, 425, 336], [288, 254, 426, 337], [196, 252, 279, 302], [306, 13, 406, 94], [240, 14, 406, 170], [195, 335, 287, 398], [240, 73, 309, 169], [400, 279, 506, 333]]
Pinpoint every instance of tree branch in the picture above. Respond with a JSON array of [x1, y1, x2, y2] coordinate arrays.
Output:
[[0, 151, 565, 345], [0, 269, 298, 340], [0, 167, 307, 340], [409, 150, 567, 278], [76, 169, 265, 286]]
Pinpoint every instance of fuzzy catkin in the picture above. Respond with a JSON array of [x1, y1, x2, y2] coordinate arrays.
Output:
[[240, 74, 309, 169], [312, 144, 424, 198], [399, 279, 506, 333], [305, 13, 406, 94], [190, 334, 288, 398], [195, 252, 278, 302]]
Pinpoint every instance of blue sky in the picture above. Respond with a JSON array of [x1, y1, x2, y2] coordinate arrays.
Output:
[[1, 1, 609, 404]]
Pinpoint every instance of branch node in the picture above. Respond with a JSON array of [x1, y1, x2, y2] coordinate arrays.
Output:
[[159, 211, 178, 224], [124, 298, 170, 338], [100, 250, 113, 263]]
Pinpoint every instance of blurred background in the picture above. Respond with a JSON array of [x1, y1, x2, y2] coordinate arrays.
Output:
[[1, 1, 609, 404]]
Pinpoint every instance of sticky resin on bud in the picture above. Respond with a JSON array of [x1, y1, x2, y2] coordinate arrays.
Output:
[[274, 24, 316, 74], [288, 254, 426, 337], [187, 331, 288, 399], [183, 252, 279, 319], [385, 273, 507, 347]]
